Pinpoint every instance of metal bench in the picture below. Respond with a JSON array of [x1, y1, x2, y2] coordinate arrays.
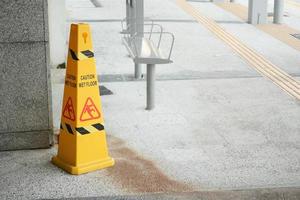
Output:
[[121, 21, 175, 110]]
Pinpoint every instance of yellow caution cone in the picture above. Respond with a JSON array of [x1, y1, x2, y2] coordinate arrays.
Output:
[[52, 23, 114, 175]]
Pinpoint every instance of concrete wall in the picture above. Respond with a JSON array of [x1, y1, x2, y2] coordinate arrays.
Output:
[[48, 0, 67, 67], [0, 0, 53, 150]]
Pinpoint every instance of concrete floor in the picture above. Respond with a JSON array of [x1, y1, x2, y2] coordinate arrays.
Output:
[[1, 0, 300, 199]]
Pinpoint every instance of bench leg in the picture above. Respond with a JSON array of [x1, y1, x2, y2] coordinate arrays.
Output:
[[146, 64, 155, 110], [135, 63, 142, 79]]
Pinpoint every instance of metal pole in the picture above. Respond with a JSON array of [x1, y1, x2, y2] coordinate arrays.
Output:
[[136, 0, 144, 37], [126, 0, 130, 30], [127, 1, 142, 79], [129, 0, 135, 37], [135, 63, 142, 78], [146, 64, 155, 110], [274, 0, 284, 24], [134, 0, 144, 79]]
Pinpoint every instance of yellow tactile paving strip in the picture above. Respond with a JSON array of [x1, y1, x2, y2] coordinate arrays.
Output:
[[257, 24, 300, 52], [217, 2, 248, 21], [215, 2, 300, 52], [177, 0, 300, 100], [287, 0, 300, 8]]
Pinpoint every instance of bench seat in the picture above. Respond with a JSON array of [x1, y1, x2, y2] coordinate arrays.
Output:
[[123, 37, 172, 65]]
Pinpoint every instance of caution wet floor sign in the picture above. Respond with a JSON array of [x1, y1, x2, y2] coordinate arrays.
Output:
[[52, 23, 114, 175]]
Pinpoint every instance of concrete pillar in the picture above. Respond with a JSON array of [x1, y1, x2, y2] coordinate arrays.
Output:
[[48, 0, 67, 68], [0, 0, 53, 150], [274, 0, 284, 24], [248, 0, 268, 25]]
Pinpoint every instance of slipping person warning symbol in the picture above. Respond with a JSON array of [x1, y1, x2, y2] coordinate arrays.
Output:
[[63, 97, 76, 121], [80, 97, 101, 121]]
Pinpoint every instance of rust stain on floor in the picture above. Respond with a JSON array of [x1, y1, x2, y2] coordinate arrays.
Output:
[[106, 135, 193, 193]]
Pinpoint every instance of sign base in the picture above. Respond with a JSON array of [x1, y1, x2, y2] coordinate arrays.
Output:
[[52, 156, 114, 175]]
